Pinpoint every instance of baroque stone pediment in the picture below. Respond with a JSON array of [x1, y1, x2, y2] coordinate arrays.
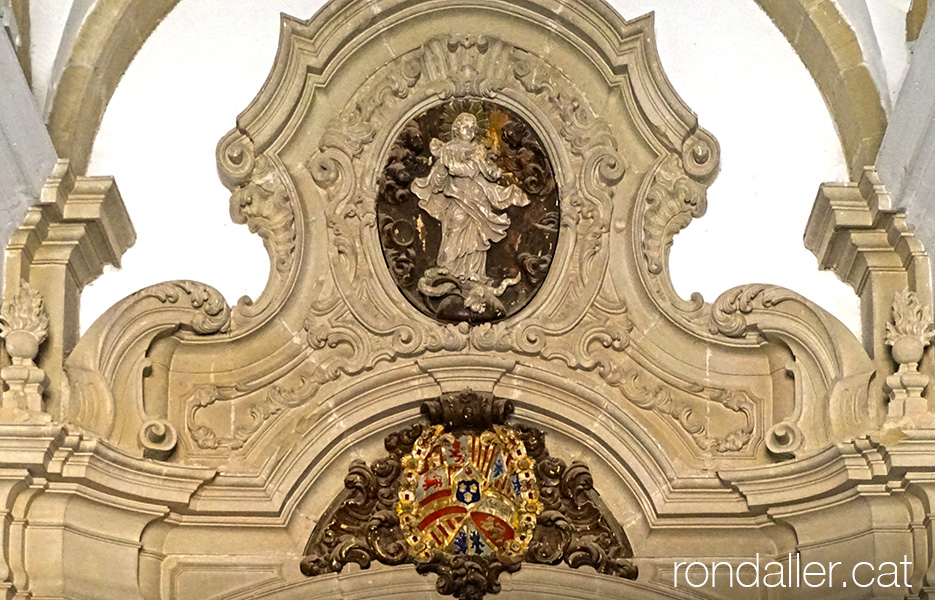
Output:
[[7, 0, 935, 598], [17, 7, 899, 593], [61, 0, 879, 498]]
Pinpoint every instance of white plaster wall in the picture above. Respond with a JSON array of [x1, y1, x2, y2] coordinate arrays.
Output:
[[81, 0, 864, 337], [84, 0, 317, 327], [28, 0, 77, 110], [0, 29, 57, 284], [864, 0, 912, 100], [877, 8, 935, 260]]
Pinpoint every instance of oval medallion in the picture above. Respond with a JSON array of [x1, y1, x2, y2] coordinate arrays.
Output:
[[377, 101, 559, 322]]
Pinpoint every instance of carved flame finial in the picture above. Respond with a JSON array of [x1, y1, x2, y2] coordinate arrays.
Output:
[[884, 290, 935, 425], [0, 282, 52, 420]]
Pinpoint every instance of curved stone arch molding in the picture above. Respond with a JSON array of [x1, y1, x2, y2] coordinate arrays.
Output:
[[174, 362, 758, 529], [43, 0, 884, 182], [45, 0, 184, 175], [753, 0, 888, 179]]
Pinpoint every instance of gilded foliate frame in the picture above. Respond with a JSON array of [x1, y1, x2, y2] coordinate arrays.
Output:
[[301, 392, 636, 600]]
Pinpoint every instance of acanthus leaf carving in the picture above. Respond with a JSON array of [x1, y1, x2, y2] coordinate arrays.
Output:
[[136, 280, 232, 335], [180, 34, 752, 459], [531, 279, 757, 453], [229, 155, 297, 275], [708, 284, 798, 338], [641, 154, 707, 275], [300, 424, 421, 575], [522, 447, 637, 578]]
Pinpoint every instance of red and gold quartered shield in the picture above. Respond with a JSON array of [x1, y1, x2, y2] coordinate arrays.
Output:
[[397, 424, 540, 560]]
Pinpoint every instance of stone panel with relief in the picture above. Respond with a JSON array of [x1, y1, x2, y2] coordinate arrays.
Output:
[[377, 101, 559, 322]]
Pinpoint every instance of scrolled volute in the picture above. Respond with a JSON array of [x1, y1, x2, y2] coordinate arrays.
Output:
[[66, 280, 232, 445], [420, 390, 514, 430]]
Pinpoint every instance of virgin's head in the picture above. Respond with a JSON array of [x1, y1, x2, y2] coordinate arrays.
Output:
[[452, 113, 477, 142]]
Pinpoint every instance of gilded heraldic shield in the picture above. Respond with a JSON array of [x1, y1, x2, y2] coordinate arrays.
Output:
[[397, 424, 540, 560]]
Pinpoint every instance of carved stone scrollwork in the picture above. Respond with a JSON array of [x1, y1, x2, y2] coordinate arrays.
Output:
[[216, 129, 300, 323], [420, 391, 513, 430], [138, 418, 179, 461], [301, 392, 636, 599], [708, 284, 799, 338], [135, 281, 232, 335], [642, 154, 708, 275], [531, 283, 757, 453], [184, 374, 327, 451], [66, 280, 232, 450], [229, 155, 296, 275]]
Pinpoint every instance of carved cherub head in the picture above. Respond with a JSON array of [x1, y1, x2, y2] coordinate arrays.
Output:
[[451, 112, 477, 142]]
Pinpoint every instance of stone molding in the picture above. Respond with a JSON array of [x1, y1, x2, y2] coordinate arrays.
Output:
[[0, 423, 214, 598], [755, 0, 888, 178], [806, 166, 934, 408], [3, 159, 134, 419], [39, 0, 886, 187], [43, 0, 182, 175]]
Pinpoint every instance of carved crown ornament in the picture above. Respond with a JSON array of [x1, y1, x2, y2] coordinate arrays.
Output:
[[17, 0, 909, 567], [301, 391, 636, 600]]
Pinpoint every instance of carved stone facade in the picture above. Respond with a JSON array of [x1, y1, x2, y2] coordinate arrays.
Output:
[[1, 1, 934, 599]]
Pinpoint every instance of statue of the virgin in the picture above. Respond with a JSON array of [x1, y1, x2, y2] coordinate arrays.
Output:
[[411, 113, 530, 314]]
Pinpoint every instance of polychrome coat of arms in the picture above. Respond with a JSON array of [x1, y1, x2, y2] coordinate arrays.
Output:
[[301, 392, 636, 600], [397, 425, 539, 560]]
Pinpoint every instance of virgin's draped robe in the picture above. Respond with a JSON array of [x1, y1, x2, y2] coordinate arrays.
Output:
[[412, 137, 529, 283]]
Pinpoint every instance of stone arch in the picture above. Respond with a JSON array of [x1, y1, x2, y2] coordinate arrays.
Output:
[[753, 0, 888, 178], [44, 0, 183, 175], [44, 0, 886, 181]]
